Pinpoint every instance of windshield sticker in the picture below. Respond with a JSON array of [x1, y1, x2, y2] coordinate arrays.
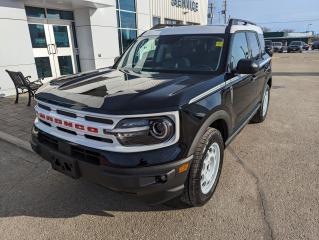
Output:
[[216, 41, 224, 47]]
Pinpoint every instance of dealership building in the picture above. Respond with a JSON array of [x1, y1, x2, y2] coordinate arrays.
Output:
[[0, 0, 208, 97]]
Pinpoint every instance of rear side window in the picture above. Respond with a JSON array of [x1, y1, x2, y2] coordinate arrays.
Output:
[[258, 34, 265, 54], [246, 32, 261, 59], [229, 32, 249, 71]]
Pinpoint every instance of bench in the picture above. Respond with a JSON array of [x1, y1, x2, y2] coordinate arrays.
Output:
[[5, 70, 43, 106]]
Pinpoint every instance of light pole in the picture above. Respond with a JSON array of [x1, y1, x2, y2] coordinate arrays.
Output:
[[307, 24, 312, 32]]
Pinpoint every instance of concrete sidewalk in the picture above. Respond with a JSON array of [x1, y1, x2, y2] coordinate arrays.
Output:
[[0, 95, 35, 143]]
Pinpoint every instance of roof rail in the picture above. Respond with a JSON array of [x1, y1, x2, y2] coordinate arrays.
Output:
[[228, 18, 257, 27], [150, 24, 187, 30]]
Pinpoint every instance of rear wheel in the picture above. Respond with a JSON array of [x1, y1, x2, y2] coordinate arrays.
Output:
[[180, 128, 224, 207], [251, 84, 270, 123]]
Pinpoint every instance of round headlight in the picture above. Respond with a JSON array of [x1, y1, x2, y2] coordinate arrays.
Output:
[[150, 119, 174, 140], [112, 117, 175, 146]]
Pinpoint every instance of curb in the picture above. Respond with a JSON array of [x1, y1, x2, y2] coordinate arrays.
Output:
[[0, 131, 33, 153]]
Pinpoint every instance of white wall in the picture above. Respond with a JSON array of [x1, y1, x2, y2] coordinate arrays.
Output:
[[151, 0, 208, 25], [89, 5, 120, 68], [74, 8, 96, 71], [0, 0, 37, 97], [136, 0, 151, 34]]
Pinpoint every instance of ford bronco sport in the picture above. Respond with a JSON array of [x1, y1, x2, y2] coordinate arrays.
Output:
[[31, 19, 272, 207]]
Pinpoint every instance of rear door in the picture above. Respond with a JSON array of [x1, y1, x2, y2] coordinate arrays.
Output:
[[227, 31, 257, 127], [246, 31, 264, 106]]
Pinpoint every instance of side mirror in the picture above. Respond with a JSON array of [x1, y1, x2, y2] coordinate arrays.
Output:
[[114, 56, 120, 64], [237, 59, 259, 74], [265, 48, 273, 57]]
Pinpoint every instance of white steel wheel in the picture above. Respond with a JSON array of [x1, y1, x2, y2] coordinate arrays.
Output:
[[200, 142, 221, 194], [262, 87, 270, 117]]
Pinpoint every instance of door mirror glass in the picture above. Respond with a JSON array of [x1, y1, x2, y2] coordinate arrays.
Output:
[[237, 59, 259, 74]]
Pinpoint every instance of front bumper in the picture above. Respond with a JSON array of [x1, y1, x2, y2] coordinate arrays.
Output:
[[31, 128, 192, 204]]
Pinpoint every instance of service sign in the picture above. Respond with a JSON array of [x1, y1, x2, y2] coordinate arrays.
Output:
[[171, 0, 199, 12]]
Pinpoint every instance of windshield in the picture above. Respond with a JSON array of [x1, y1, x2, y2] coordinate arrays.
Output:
[[290, 41, 302, 46], [273, 42, 282, 46], [116, 35, 224, 73]]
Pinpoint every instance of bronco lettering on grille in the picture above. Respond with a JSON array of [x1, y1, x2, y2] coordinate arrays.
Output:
[[38, 113, 99, 134]]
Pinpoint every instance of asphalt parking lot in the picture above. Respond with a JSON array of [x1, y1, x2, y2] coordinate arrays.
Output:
[[0, 52, 318, 240]]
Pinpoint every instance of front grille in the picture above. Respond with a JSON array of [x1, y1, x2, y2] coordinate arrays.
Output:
[[57, 109, 77, 118], [38, 131, 101, 165], [84, 134, 113, 143], [57, 127, 77, 135], [35, 99, 179, 153], [38, 103, 51, 111], [85, 116, 113, 125], [39, 119, 51, 127]]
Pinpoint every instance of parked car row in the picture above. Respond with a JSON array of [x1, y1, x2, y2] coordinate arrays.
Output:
[[264, 40, 318, 53]]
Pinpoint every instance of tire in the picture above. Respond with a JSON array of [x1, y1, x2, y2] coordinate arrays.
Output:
[[180, 128, 224, 207], [251, 84, 270, 123]]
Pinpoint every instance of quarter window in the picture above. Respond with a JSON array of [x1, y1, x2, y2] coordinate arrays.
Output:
[[246, 32, 261, 59], [229, 32, 249, 71]]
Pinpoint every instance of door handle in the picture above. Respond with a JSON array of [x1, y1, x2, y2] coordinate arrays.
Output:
[[47, 44, 52, 55], [52, 44, 57, 54]]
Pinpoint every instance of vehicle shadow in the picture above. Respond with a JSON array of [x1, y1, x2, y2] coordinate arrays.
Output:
[[0, 164, 188, 219]]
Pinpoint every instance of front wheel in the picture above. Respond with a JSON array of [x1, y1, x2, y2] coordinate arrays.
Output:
[[251, 84, 270, 123], [180, 128, 224, 207]]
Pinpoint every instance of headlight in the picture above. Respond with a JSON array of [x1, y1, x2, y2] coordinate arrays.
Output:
[[110, 117, 175, 146]]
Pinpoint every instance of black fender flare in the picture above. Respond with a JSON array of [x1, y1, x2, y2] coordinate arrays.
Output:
[[187, 110, 232, 156]]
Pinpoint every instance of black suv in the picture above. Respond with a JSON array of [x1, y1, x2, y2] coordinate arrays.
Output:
[[31, 19, 272, 207]]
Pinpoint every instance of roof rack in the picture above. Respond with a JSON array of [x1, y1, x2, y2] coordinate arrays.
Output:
[[228, 18, 257, 27], [150, 24, 187, 30]]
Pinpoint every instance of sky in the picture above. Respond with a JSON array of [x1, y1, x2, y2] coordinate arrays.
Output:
[[208, 0, 319, 34]]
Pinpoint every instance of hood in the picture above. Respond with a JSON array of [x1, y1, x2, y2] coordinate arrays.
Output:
[[35, 68, 218, 114]]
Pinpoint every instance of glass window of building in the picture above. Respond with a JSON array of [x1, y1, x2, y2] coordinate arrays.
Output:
[[47, 9, 74, 20], [118, 0, 136, 12], [28, 24, 47, 48], [116, 0, 137, 53], [25, 6, 46, 18], [153, 17, 161, 26]]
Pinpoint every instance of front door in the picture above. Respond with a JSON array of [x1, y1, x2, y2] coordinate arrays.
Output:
[[28, 19, 77, 81], [227, 31, 258, 127]]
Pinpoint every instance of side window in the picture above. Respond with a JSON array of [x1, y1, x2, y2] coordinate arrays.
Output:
[[258, 34, 266, 54], [247, 32, 261, 59], [229, 32, 249, 71]]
